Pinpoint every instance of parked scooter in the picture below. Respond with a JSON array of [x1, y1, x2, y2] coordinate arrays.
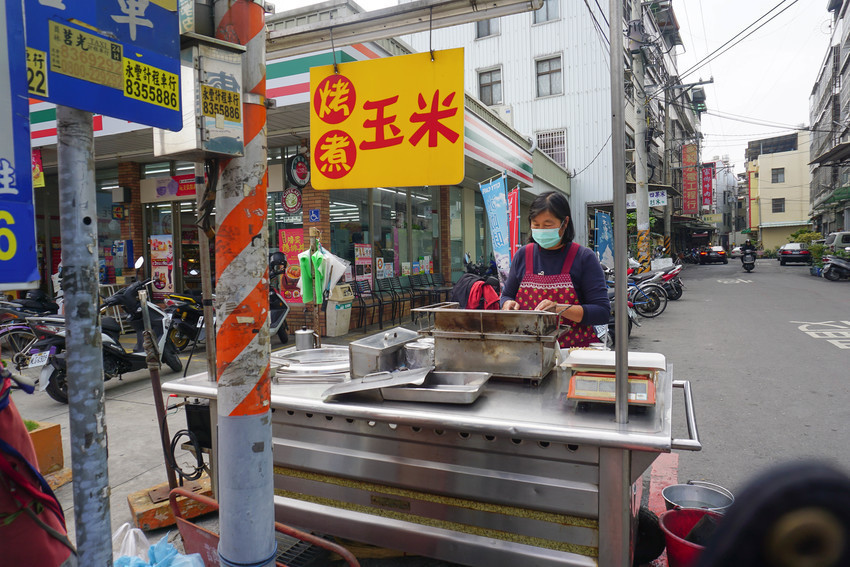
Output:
[[823, 250, 850, 281], [269, 252, 291, 344], [463, 252, 497, 278], [165, 289, 207, 352], [742, 250, 756, 273], [26, 275, 183, 404]]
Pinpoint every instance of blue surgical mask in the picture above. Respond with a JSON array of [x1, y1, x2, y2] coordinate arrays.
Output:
[[532, 227, 563, 249]]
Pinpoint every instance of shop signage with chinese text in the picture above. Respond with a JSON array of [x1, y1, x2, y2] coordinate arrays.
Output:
[[626, 190, 667, 209], [24, 0, 181, 130], [310, 48, 465, 189], [682, 144, 698, 214], [701, 163, 714, 207]]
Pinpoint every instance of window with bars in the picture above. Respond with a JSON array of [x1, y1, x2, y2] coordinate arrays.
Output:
[[476, 18, 499, 38], [536, 56, 562, 97], [537, 130, 567, 168], [772, 198, 785, 213], [478, 69, 502, 106], [533, 0, 559, 23]]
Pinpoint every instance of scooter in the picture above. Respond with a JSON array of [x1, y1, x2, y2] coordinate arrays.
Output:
[[742, 250, 757, 273], [269, 252, 291, 344], [165, 289, 208, 352], [823, 251, 850, 281], [26, 276, 183, 404]]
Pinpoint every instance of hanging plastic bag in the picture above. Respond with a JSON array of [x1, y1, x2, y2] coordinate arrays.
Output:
[[112, 522, 150, 563], [114, 530, 203, 567]]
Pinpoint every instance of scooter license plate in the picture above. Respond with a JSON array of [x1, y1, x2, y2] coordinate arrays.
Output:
[[28, 351, 51, 368]]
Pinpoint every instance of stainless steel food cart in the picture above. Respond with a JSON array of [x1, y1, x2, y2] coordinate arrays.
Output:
[[162, 358, 699, 566]]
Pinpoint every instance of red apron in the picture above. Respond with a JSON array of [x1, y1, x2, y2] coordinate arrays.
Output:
[[515, 243, 597, 349]]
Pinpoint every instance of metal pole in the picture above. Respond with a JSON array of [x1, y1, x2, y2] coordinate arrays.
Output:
[[664, 90, 673, 255], [631, 8, 651, 274], [56, 105, 113, 566], [213, 1, 275, 566], [610, 0, 629, 425], [195, 162, 216, 382]]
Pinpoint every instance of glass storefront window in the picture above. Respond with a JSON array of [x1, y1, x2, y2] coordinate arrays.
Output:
[[474, 191, 492, 265], [268, 191, 303, 253], [329, 188, 370, 269], [96, 175, 121, 284], [449, 187, 464, 282], [410, 186, 439, 275], [374, 187, 407, 278]]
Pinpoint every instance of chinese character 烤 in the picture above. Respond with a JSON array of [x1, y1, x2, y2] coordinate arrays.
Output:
[[111, 0, 154, 42], [314, 75, 356, 125]]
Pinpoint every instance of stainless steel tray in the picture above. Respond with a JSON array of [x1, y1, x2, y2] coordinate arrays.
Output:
[[380, 371, 491, 404], [321, 367, 433, 401]]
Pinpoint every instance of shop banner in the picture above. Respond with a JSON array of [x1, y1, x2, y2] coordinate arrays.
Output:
[[507, 187, 520, 259], [682, 144, 699, 214], [32, 149, 45, 188], [140, 173, 198, 203], [149, 234, 174, 302], [354, 243, 373, 288], [479, 174, 510, 287], [700, 163, 714, 208], [595, 211, 614, 268], [310, 48, 465, 190], [278, 228, 305, 304]]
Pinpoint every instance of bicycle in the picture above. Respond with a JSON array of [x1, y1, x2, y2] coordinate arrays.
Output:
[[0, 321, 39, 370]]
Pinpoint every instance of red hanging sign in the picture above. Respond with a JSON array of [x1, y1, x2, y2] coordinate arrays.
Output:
[[700, 164, 714, 208], [507, 187, 520, 259], [682, 144, 698, 214]]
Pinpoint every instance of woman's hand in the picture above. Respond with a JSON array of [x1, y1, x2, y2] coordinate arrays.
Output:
[[502, 300, 519, 311], [535, 299, 559, 312]]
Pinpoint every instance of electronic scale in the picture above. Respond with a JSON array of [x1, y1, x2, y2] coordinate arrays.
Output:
[[561, 350, 666, 407]]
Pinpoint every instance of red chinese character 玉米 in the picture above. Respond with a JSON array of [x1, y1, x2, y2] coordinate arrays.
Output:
[[360, 96, 403, 150], [409, 90, 459, 148], [313, 75, 356, 125], [315, 130, 356, 179]]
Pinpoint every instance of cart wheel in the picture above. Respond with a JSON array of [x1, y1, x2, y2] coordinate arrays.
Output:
[[633, 506, 665, 566]]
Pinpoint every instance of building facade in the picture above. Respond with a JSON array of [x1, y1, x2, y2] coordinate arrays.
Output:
[[809, 0, 850, 233], [403, 0, 704, 250], [745, 131, 813, 249]]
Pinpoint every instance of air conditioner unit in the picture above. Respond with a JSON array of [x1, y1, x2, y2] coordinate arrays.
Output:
[[490, 104, 513, 127]]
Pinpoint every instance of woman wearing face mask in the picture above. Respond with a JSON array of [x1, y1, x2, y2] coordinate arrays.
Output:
[[501, 191, 610, 348]]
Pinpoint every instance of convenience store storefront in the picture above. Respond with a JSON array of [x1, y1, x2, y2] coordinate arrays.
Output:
[[29, 43, 567, 332]]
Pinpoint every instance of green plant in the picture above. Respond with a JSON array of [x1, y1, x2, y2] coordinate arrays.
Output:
[[788, 229, 822, 245], [810, 243, 826, 267], [762, 247, 778, 259], [24, 419, 40, 432]]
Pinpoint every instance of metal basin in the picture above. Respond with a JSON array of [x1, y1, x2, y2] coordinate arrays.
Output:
[[273, 346, 350, 379], [662, 481, 734, 513]]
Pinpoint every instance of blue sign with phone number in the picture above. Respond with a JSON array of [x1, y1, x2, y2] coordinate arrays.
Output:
[[25, 0, 181, 131], [1, 0, 38, 290]]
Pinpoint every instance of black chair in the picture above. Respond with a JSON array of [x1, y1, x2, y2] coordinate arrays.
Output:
[[411, 274, 438, 305], [352, 280, 384, 330], [428, 273, 453, 303], [387, 276, 413, 322], [375, 277, 400, 326], [397, 276, 429, 321]]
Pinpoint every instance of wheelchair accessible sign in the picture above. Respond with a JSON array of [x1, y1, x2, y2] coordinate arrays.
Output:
[[1, 0, 38, 289], [25, 0, 182, 131]]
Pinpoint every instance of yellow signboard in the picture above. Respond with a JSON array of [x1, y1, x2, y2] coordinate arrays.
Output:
[[310, 48, 465, 190], [702, 214, 722, 224], [201, 85, 241, 122], [26, 48, 49, 97], [49, 22, 123, 90], [123, 57, 180, 111]]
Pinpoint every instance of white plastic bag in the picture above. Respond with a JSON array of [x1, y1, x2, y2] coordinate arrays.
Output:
[[112, 522, 150, 562]]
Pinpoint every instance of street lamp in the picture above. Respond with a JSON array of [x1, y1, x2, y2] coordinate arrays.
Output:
[[267, 0, 543, 58]]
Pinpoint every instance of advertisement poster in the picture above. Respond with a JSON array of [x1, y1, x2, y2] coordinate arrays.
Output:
[[700, 164, 715, 208], [682, 144, 699, 214], [149, 234, 174, 302], [354, 243, 373, 288], [595, 211, 614, 268], [507, 187, 520, 259], [479, 174, 510, 286], [278, 228, 305, 304], [32, 149, 45, 188]]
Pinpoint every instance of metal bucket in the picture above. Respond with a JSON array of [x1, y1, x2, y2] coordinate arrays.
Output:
[[662, 480, 734, 513], [404, 340, 434, 370]]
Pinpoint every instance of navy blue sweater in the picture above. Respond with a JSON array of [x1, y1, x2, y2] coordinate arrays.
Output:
[[499, 243, 610, 326]]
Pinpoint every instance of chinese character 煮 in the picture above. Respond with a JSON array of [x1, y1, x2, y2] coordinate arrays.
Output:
[[315, 131, 356, 179]]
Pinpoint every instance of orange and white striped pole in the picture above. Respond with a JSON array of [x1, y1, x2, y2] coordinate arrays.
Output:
[[213, 1, 275, 565]]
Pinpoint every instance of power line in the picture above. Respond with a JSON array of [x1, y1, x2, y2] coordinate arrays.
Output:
[[572, 135, 611, 178], [679, 0, 801, 80]]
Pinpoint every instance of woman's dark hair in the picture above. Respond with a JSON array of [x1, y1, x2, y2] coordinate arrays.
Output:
[[526, 191, 575, 245]]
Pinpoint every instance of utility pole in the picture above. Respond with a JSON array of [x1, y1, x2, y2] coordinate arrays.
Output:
[[57, 106, 112, 566], [630, 4, 651, 273], [213, 1, 275, 566]]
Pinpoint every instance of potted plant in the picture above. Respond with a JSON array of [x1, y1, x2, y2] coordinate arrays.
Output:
[[809, 243, 825, 276], [24, 419, 65, 476]]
